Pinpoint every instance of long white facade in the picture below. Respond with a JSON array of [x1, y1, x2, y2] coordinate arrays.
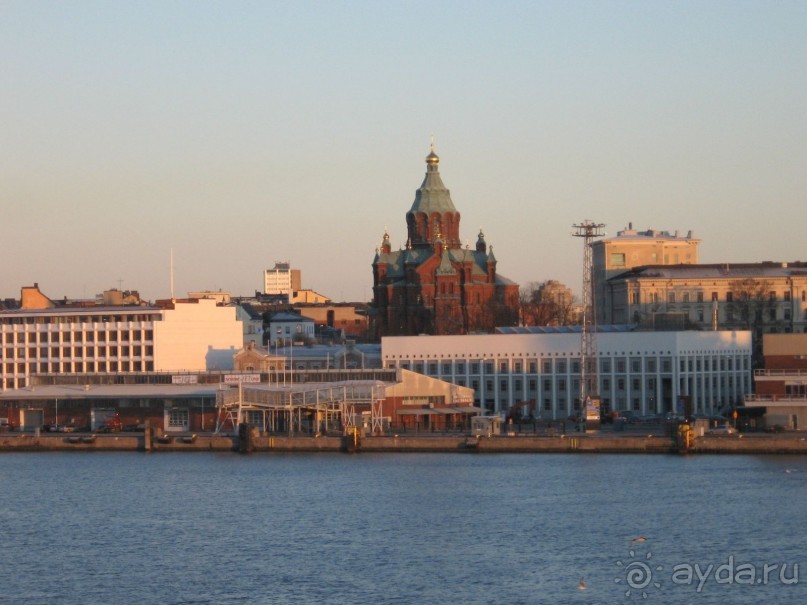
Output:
[[382, 330, 752, 419], [0, 299, 243, 389]]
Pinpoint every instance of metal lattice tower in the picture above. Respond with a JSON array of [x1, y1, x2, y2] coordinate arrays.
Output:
[[572, 220, 605, 410]]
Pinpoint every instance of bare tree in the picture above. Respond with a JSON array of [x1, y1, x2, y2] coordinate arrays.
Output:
[[727, 278, 775, 368], [727, 278, 774, 330], [520, 280, 577, 326]]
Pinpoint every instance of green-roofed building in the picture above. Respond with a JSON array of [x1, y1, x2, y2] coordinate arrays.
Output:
[[371, 145, 519, 338]]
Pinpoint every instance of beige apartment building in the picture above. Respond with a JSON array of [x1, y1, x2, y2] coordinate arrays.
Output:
[[593, 224, 700, 323], [604, 263, 807, 336]]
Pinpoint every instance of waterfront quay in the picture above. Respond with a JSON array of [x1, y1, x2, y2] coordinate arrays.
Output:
[[2, 426, 806, 455]]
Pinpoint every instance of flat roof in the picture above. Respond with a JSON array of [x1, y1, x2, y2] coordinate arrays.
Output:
[[0, 306, 161, 317], [0, 384, 220, 400]]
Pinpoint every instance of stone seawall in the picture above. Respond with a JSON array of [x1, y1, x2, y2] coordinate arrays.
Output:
[[1, 432, 805, 454], [692, 435, 807, 454]]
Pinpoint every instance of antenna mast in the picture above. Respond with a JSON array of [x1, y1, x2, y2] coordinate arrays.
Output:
[[170, 249, 175, 302], [572, 220, 605, 427]]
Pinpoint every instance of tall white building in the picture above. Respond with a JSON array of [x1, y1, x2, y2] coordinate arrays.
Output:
[[1, 289, 244, 390], [263, 262, 301, 298], [382, 329, 751, 419]]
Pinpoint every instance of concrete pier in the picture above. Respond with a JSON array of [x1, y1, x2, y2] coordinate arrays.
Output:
[[1, 431, 806, 454]]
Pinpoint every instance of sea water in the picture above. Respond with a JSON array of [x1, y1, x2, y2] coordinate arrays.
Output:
[[0, 452, 804, 605]]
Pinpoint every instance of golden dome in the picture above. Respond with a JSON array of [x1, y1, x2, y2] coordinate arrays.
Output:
[[426, 139, 439, 165]]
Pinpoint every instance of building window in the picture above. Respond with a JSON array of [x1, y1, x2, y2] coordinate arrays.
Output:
[[668, 292, 675, 304], [697, 292, 704, 303], [784, 291, 791, 302], [683, 292, 690, 303], [711, 292, 718, 302], [168, 408, 189, 428], [769, 291, 776, 302], [611, 253, 626, 267]]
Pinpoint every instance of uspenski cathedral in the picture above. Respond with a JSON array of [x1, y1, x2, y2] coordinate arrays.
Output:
[[371, 145, 519, 337]]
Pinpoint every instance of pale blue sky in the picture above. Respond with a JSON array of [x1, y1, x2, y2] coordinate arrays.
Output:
[[2, 1, 806, 302]]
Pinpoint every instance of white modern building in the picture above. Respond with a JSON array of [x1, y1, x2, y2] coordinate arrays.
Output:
[[382, 328, 751, 419], [1, 292, 244, 390]]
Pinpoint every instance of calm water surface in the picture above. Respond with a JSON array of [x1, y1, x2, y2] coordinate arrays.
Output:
[[0, 452, 805, 605]]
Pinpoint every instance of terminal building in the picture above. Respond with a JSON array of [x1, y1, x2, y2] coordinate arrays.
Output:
[[0, 286, 477, 433], [382, 328, 752, 419]]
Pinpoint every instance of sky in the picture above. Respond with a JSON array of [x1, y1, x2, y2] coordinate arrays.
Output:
[[2, 1, 806, 303]]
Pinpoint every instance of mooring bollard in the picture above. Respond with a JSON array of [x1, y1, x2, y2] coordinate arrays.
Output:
[[144, 419, 152, 452], [238, 422, 253, 453]]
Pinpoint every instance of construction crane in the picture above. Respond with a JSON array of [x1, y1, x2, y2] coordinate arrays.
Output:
[[572, 220, 605, 429]]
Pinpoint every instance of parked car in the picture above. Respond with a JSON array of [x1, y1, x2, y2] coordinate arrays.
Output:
[[639, 414, 663, 424], [706, 424, 737, 435]]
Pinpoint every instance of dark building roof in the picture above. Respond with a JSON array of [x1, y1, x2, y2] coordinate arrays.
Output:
[[609, 262, 807, 282]]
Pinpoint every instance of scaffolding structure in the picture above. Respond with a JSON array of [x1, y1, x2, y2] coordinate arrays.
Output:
[[572, 220, 605, 425], [214, 380, 388, 436]]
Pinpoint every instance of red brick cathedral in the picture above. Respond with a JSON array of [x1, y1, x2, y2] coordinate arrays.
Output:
[[372, 145, 520, 337]]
